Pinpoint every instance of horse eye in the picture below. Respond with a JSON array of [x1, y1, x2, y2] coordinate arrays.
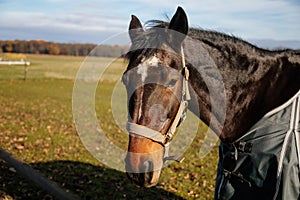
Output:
[[168, 79, 178, 87]]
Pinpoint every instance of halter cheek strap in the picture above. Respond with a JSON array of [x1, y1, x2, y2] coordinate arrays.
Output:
[[126, 46, 189, 163]]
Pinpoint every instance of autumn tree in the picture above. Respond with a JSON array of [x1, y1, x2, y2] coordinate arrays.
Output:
[[46, 43, 60, 55], [3, 41, 13, 52], [0, 40, 129, 57]]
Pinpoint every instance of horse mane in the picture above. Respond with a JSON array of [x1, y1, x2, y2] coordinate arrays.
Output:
[[155, 20, 299, 53], [125, 19, 299, 68], [129, 19, 297, 55]]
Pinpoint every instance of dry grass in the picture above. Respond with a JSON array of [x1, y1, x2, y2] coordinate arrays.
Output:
[[0, 54, 219, 199]]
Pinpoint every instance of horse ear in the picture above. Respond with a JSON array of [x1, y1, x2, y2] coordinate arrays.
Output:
[[168, 7, 188, 47], [129, 15, 144, 42]]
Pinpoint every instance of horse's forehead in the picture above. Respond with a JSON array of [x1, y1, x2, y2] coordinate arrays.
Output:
[[141, 54, 160, 66], [136, 54, 160, 82]]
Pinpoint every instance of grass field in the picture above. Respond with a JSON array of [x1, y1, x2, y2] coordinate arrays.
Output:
[[0, 54, 219, 199]]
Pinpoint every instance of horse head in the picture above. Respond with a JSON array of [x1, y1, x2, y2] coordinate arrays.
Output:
[[123, 7, 189, 187]]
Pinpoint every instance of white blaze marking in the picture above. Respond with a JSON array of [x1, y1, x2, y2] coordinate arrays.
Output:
[[137, 64, 148, 82], [145, 55, 159, 66], [138, 105, 143, 120], [137, 55, 159, 82], [136, 55, 159, 121]]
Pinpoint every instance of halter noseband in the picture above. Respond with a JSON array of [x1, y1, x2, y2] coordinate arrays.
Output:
[[126, 47, 190, 162]]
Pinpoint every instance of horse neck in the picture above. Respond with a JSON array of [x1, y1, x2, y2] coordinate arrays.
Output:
[[185, 37, 300, 143]]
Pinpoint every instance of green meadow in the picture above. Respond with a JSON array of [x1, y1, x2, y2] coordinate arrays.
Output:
[[0, 54, 219, 199]]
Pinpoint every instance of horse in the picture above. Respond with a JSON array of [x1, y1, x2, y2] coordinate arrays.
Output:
[[122, 6, 300, 199]]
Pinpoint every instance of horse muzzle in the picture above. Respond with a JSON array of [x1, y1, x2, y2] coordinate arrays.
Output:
[[125, 153, 163, 187]]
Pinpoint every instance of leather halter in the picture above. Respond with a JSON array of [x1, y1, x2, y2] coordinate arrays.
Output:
[[126, 47, 190, 162]]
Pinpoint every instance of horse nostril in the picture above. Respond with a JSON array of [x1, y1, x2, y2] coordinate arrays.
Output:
[[125, 157, 154, 187], [142, 159, 154, 173]]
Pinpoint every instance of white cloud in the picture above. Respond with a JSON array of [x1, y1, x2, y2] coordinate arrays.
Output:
[[0, 11, 127, 33], [124, 0, 300, 40], [0, 0, 299, 44]]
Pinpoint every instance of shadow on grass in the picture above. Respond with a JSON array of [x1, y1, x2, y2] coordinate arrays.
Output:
[[0, 160, 185, 200]]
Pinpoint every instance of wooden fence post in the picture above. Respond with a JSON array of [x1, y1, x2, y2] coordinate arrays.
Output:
[[0, 148, 80, 200], [24, 63, 28, 81]]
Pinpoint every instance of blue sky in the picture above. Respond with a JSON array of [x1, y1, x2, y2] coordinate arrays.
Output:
[[1, 0, 300, 48]]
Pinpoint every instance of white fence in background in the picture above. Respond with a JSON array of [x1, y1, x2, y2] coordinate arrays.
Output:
[[0, 58, 30, 66]]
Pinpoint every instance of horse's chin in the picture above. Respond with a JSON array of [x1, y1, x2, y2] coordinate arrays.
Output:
[[135, 180, 159, 188], [144, 182, 159, 188], [147, 169, 161, 187], [127, 169, 162, 188]]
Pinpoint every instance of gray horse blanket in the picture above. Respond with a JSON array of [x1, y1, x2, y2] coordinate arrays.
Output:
[[215, 90, 300, 200]]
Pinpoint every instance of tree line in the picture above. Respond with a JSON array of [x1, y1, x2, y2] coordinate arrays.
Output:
[[0, 40, 129, 57]]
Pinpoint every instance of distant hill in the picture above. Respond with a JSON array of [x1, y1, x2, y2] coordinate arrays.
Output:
[[249, 39, 300, 50], [0, 40, 129, 58]]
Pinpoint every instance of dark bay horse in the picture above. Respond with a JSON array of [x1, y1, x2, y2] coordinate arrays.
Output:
[[123, 6, 300, 199]]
